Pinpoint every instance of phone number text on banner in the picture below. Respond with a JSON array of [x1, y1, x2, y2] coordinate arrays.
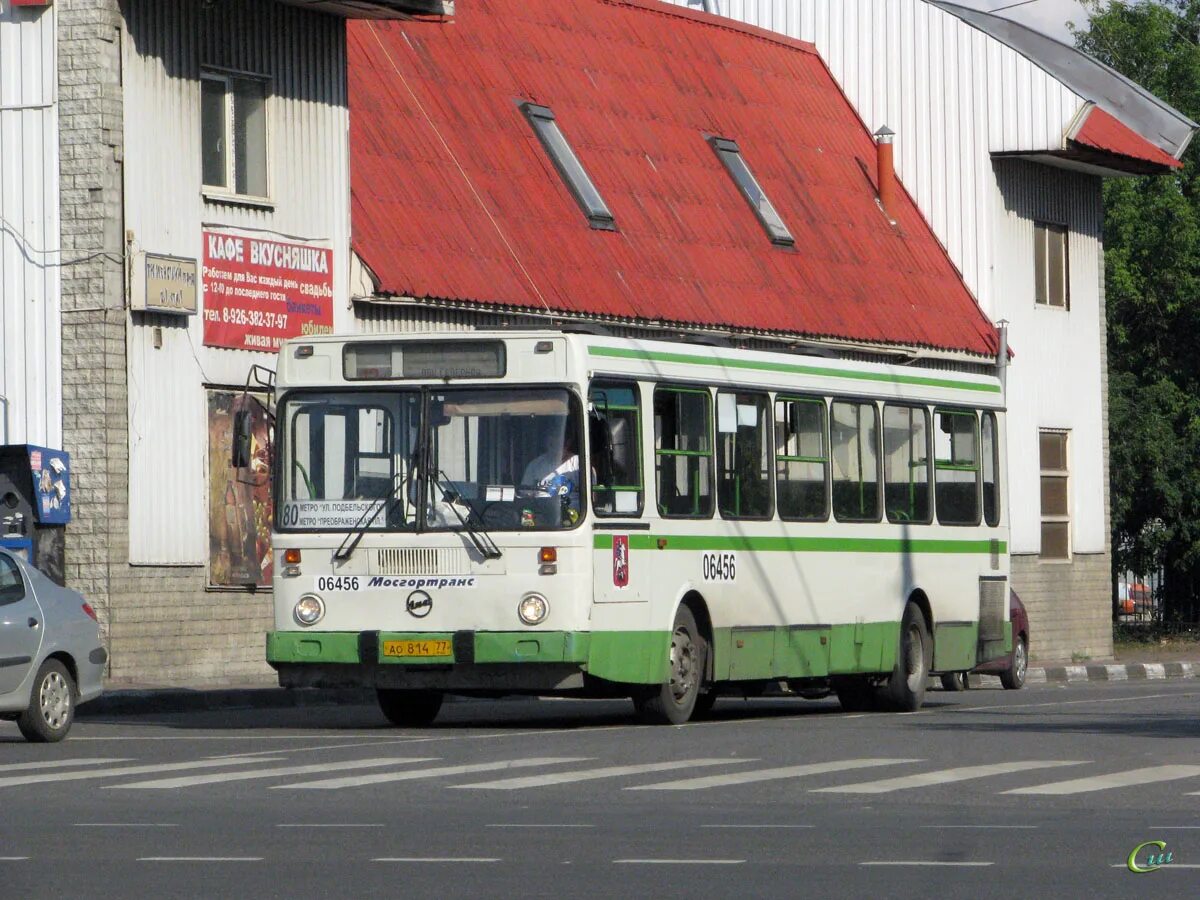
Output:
[[202, 228, 335, 352]]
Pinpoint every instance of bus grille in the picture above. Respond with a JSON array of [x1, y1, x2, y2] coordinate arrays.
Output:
[[978, 577, 1007, 642], [368, 548, 470, 576]]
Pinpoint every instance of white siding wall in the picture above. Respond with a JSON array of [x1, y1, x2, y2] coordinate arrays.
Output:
[[666, 0, 1107, 561], [667, 0, 1084, 315], [993, 159, 1105, 555], [0, 2, 59, 446], [122, 0, 352, 564]]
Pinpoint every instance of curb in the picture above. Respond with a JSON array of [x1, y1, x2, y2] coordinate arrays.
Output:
[[1022, 661, 1196, 686], [78, 686, 375, 717]]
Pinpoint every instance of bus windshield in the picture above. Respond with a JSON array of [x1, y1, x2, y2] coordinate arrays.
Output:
[[426, 387, 584, 531], [276, 386, 585, 533], [278, 390, 421, 532]]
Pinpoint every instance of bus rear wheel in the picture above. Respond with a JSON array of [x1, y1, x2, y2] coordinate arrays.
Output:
[[633, 605, 706, 725], [882, 604, 931, 712], [376, 689, 443, 727]]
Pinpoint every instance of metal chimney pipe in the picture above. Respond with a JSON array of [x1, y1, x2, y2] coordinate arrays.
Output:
[[874, 125, 896, 221], [996, 319, 1009, 391]]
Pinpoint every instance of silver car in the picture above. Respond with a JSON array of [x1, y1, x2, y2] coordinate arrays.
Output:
[[0, 549, 105, 742]]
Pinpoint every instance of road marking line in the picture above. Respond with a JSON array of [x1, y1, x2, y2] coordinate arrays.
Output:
[[277, 824, 385, 828], [205, 739, 417, 759], [921, 830, 1036, 835], [1150, 826, 1200, 829], [1007, 765, 1200, 795], [861, 861, 993, 867], [139, 857, 262, 862], [373, 858, 499, 863], [701, 824, 814, 829], [455, 758, 751, 790], [106, 757, 435, 790], [276, 757, 589, 790], [0, 759, 132, 772], [0, 757, 288, 788], [627, 758, 917, 791], [614, 859, 744, 865], [813, 761, 1084, 794], [486, 824, 595, 828], [0, 858, 29, 861], [1110, 864, 1200, 869], [74, 823, 178, 828]]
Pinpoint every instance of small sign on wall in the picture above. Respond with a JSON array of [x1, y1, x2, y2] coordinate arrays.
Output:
[[131, 252, 198, 315]]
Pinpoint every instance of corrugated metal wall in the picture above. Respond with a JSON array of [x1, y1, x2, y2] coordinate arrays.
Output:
[[123, 0, 351, 564], [0, 3, 60, 446], [663, 0, 1084, 314], [992, 159, 1105, 555]]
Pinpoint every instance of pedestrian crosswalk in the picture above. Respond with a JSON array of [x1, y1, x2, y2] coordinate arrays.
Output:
[[10, 753, 1200, 800]]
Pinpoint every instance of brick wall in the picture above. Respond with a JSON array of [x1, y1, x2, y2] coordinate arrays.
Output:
[[1012, 553, 1113, 662]]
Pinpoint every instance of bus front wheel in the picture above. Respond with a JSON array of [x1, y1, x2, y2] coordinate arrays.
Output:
[[882, 604, 931, 712], [633, 605, 706, 725], [377, 689, 443, 727]]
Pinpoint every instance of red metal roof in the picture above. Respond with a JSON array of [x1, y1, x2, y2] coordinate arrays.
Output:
[[348, 0, 999, 357], [1069, 106, 1183, 172]]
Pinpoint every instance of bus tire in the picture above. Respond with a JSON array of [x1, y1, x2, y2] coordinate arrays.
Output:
[[691, 690, 718, 720], [632, 605, 706, 725], [832, 676, 876, 712], [883, 604, 931, 712], [940, 672, 967, 691], [376, 689, 443, 727]]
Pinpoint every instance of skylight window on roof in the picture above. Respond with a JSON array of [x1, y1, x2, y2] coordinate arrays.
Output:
[[708, 137, 794, 247], [520, 102, 616, 231]]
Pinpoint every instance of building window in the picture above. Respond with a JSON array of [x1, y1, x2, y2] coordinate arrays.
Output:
[[708, 137, 794, 246], [201, 71, 269, 199], [1039, 430, 1070, 560], [1034, 221, 1069, 309], [520, 103, 615, 230]]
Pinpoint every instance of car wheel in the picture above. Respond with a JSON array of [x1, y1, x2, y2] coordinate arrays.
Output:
[[1001, 635, 1028, 690], [17, 659, 76, 743], [376, 689, 443, 727], [632, 605, 706, 725], [940, 672, 967, 692], [881, 604, 931, 712]]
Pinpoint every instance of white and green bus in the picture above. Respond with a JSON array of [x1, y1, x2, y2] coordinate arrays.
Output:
[[254, 330, 1009, 725]]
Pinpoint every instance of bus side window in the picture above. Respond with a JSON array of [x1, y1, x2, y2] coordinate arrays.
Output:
[[775, 397, 828, 521], [883, 405, 931, 524], [717, 391, 772, 519], [589, 382, 644, 516], [982, 411, 1000, 527], [935, 409, 981, 526], [830, 400, 880, 522], [653, 387, 714, 518]]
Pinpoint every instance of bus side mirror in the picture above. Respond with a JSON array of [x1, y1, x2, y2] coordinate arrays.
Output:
[[231, 409, 253, 469]]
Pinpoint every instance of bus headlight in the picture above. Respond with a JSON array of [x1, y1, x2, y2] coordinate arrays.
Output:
[[294, 594, 325, 627], [518, 593, 549, 626]]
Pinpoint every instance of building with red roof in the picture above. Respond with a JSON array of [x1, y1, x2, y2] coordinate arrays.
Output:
[[347, 0, 1000, 361]]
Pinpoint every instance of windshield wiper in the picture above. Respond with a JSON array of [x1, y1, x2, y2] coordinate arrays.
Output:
[[333, 471, 408, 563], [431, 469, 503, 560]]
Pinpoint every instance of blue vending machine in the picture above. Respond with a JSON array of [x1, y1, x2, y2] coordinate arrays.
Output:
[[0, 445, 71, 585]]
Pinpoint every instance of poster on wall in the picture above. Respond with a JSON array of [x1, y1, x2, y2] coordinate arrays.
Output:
[[201, 227, 334, 352], [208, 391, 273, 588]]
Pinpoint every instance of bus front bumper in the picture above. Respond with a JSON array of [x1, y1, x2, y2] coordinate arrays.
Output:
[[268, 629, 592, 692]]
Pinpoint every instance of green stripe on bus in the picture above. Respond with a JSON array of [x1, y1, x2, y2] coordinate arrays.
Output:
[[587, 345, 1002, 394], [593, 533, 1005, 555]]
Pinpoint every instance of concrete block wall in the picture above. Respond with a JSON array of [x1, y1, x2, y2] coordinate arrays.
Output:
[[1012, 554, 1114, 662], [58, 0, 276, 686]]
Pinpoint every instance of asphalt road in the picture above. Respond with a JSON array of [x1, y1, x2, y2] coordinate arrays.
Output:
[[2, 680, 1199, 899]]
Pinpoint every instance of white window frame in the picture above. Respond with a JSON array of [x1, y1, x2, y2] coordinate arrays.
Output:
[[1039, 429, 1071, 562], [201, 68, 272, 204]]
